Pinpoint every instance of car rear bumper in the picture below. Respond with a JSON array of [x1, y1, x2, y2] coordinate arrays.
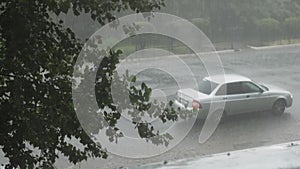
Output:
[[174, 100, 192, 111], [174, 100, 208, 119]]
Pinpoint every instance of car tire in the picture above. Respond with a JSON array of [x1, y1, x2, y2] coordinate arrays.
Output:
[[272, 99, 286, 116]]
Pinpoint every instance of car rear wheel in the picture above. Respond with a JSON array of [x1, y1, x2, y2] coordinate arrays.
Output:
[[272, 99, 286, 116]]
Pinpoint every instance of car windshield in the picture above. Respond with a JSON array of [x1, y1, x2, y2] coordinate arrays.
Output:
[[198, 79, 218, 95], [259, 84, 269, 91]]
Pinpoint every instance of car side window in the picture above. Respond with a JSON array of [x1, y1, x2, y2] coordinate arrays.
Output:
[[216, 82, 244, 95], [241, 82, 262, 93], [227, 82, 244, 95], [215, 84, 227, 96]]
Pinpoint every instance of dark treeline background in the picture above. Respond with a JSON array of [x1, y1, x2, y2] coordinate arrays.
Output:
[[162, 0, 300, 45], [61, 0, 300, 52]]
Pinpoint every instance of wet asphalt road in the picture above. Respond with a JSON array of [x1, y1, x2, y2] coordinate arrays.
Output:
[[55, 46, 300, 168]]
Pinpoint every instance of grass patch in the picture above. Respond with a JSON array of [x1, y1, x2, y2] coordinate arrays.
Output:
[[264, 38, 300, 46]]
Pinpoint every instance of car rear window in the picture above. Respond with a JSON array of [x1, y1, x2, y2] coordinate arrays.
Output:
[[198, 79, 218, 95]]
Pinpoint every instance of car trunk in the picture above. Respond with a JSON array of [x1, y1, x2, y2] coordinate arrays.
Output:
[[176, 88, 209, 108]]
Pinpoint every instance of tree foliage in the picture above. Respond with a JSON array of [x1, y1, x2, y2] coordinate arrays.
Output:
[[255, 18, 280, 42], [0, 0, 171, 168], [191, 18, 210, 36], [162, 0, 300, 42], [283, 16, 300, 39]]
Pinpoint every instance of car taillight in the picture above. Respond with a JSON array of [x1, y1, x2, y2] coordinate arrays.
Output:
[[192, 100, 201, 109]]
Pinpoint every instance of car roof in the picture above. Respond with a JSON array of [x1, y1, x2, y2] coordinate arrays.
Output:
[[204, 74, 251, 84]]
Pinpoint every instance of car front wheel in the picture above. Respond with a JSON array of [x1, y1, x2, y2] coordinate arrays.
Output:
[[272, 99, 286, 116]]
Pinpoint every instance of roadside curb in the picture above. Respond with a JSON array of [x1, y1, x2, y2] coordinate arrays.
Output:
[[129, 141, 300, 169]]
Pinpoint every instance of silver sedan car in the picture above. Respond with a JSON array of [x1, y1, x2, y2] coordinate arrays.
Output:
[[174, 74, 293, 118]]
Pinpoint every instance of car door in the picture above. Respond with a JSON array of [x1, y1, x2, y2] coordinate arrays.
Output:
[[226, 82, 252, 115], [215, 82, 249, 115], [239, 81, 269, 113]]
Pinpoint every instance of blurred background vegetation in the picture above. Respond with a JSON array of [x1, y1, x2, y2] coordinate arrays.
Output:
[[60, 0, 300, 54]]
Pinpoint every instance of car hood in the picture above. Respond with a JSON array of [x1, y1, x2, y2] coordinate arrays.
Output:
[[261, 83, 290, 94]]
